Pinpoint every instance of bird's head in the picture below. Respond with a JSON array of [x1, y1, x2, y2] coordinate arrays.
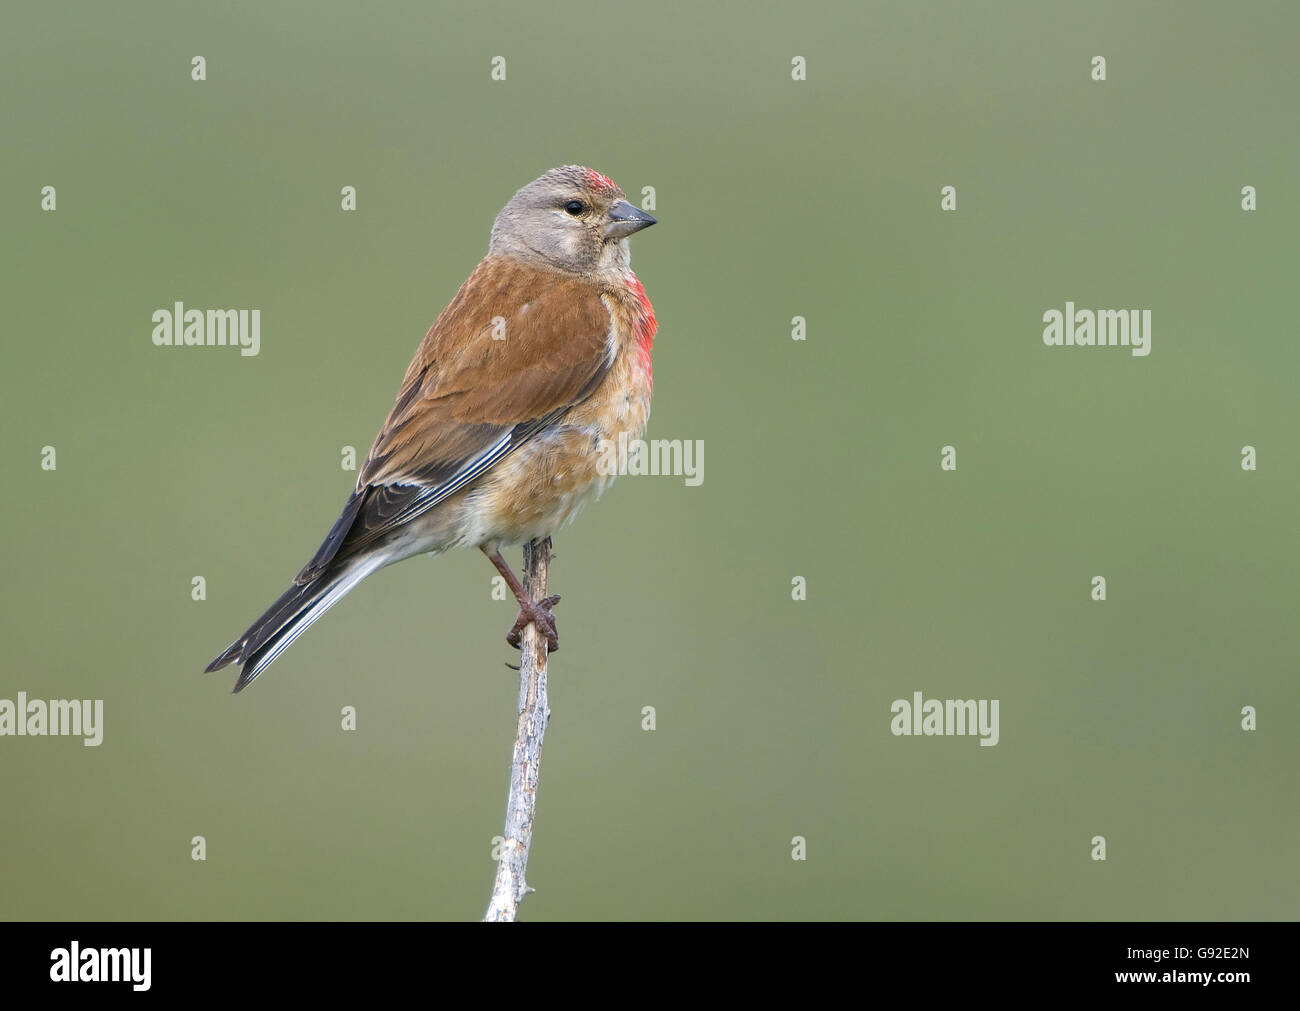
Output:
[[489, 165, 656, 278]]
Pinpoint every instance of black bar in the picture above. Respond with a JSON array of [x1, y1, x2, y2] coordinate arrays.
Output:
[[0, 921, 1283, 996]]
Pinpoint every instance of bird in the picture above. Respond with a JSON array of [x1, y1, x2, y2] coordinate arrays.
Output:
[[205, 165, 657, 693]]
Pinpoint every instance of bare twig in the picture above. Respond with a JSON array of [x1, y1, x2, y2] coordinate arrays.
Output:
[[484, 537, 552, 922]]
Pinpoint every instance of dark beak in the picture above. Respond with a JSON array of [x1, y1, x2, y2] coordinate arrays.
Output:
[[606, 200, 657, 239]]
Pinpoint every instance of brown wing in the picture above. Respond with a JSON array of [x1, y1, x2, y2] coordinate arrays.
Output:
[[296, 257, 613, 583]]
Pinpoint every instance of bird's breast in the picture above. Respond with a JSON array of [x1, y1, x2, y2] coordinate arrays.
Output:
[[467, 294, 654, 546]]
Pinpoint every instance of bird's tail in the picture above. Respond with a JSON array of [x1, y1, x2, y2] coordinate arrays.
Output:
[[205, 555, 386, 693]]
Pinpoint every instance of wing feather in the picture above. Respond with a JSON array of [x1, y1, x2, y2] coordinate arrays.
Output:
[[297, 258, 612, 581]]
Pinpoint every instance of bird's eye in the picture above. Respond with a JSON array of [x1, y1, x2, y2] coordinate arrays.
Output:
[[563, 200, 585, 216]]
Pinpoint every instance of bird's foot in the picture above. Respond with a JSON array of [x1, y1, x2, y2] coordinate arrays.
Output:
[[506, 594, 560, 652]]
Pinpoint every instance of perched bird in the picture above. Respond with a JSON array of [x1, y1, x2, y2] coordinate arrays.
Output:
[[206, 166, 657, 692]]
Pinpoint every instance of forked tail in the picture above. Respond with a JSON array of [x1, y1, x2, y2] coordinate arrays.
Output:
[[204, 556, 384, 692]]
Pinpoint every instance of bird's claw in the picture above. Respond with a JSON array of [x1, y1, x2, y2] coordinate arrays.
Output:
[[506, 594, 561, 652]]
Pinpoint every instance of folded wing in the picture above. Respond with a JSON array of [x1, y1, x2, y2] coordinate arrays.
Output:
[[296, 257, 614, 583]]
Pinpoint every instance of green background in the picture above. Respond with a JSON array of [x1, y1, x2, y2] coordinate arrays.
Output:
[[1, 0, 1296, 920]]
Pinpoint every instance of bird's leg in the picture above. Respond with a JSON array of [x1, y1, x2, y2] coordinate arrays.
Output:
[[481, 545, 560, 652]]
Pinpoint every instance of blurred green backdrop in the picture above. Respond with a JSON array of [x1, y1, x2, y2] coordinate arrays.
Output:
[[1, 0, 1296, 920]]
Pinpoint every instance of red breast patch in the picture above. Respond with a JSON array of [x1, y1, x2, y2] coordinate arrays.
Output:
[[624, 274, 656, 382]]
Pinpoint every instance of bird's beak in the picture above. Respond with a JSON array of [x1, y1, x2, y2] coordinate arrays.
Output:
[[605, 200, 657, 239]]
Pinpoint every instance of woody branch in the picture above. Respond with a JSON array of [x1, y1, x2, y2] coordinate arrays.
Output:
[[483, 537, 553, 922]]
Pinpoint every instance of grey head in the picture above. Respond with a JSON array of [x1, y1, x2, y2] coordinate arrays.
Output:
[[488, 165, 656, 277]]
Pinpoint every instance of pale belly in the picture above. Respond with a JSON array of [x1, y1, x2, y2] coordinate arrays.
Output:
[[476, 352, 652, 545]]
